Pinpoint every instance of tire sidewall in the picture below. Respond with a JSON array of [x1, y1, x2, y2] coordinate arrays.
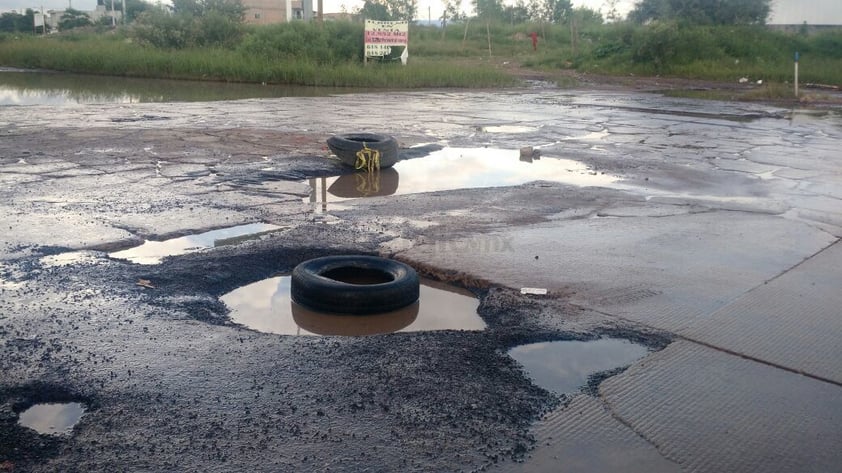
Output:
[[291, 255, 419, 315]]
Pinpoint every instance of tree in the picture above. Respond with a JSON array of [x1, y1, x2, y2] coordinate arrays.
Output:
[[472, 0, 504, 19], [359, 0, 390, 20], [0, 11, 34, 32], [604, 0, 620, 22], [542, 0, 572, 23], [385, 0, 418, 21], [573, 5, 603, 25], [132, 0, 244, 48], [503, 0, 530, 24], [59, 8, 93, 30], [443, 0, 464, 21], [358, 0, 416, 21], [171, 0, 244, 20], [629, 0, 770, 25], [105, 0, 154, 23]]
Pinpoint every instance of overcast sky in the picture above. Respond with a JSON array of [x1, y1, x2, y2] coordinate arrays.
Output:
[[2, 0, 841, 25]]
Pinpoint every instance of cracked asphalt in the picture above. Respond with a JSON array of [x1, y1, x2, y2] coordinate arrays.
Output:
[[1, 86, 841, 472]]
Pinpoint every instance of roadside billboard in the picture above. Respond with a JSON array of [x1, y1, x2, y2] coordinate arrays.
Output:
[[364, 19, 408, 65]]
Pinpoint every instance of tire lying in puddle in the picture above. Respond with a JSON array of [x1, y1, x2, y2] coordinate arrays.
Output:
[[291, 255, 419, 315], [326, 133, 399, 169]]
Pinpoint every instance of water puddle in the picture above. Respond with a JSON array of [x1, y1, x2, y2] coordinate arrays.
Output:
[[222, 276, 484, 336], [39, 251, 102, 267], [565, 129, 610, 141], [18, 402, 86, 436], [508, 338, 650, 394], [109, 223, 283, 264], [480, 125, 539, 133], [307, 147, 618, 205]]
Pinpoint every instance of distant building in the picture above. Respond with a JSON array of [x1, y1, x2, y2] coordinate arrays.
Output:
[[242, 0, 317, 25], [91, 0, 123, 24]]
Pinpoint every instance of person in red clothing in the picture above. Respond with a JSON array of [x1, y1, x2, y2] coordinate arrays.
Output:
[[529, 31, 538, 51]]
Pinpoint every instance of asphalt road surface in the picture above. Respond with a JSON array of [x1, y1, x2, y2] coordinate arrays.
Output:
[[1, 87, 841, 472]]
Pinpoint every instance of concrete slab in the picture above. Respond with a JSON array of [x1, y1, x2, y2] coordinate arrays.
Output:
[[600, 340, 842, 472], [401, 211, 835, 333], [491, 395, 681, 473], [682, 240, 842, 384]]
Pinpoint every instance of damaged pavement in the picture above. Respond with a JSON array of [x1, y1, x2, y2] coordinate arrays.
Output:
[[1, 88, 841, 472]]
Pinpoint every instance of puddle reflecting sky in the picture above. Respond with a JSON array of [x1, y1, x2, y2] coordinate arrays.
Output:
[[109, 223, 282, 264], [308, 147, 618, 205], [18, 402, 85, 436], [222, 276, 484, 336], [508, 338, 650, 394]]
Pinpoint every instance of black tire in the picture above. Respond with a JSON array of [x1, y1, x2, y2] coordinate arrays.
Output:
[[291, 255, 419, 315], [326, 133, 399, 169]]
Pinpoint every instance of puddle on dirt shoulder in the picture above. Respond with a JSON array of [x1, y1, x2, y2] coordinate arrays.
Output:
[[307, 146, 619, 206], [109, 223, 283, 264], [18, 402, 86, 436], [508, 338, 649, 395], [222, 276, 484, 336]]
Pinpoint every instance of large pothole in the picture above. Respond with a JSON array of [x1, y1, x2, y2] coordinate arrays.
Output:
[[307, 146, 619, 208], [222, 276, 484, 336]]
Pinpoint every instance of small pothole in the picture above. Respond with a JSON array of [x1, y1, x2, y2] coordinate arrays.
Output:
[[109, 223, 283, 264], [222, 276, 485, 336], [508, 338, 650, 395], [17, 402, 86, 436]]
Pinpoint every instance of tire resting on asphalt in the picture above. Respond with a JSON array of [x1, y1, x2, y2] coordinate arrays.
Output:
[[326, 133, 400, 169], [291, 255, 420, 315]]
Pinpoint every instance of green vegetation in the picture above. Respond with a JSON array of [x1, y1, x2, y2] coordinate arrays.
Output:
[[0, 31, 513, 87], [628, 0, 770, 25], [523, 22, 841, 86], [0, 0, 839, 91]]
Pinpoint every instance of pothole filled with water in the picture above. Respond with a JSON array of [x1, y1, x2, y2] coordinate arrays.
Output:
[[508, 338, 650, 395], [222, 276, 484, 336], [307, 147, 618, 205], [109, 223, 283, 264], [17, 402, 86, 436]]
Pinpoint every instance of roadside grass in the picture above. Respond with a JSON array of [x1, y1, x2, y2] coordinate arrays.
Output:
[[0, 34, 515, 88], [0, 21, 839, 89]]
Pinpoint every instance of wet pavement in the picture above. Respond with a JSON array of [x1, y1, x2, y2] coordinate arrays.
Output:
[[1, 86, 841, 472]]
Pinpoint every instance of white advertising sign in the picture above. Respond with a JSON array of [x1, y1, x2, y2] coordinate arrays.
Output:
[[364, 19, 409, 64]]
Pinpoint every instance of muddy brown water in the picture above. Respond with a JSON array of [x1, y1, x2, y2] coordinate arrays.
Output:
[[222, 276, 484, 336]]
